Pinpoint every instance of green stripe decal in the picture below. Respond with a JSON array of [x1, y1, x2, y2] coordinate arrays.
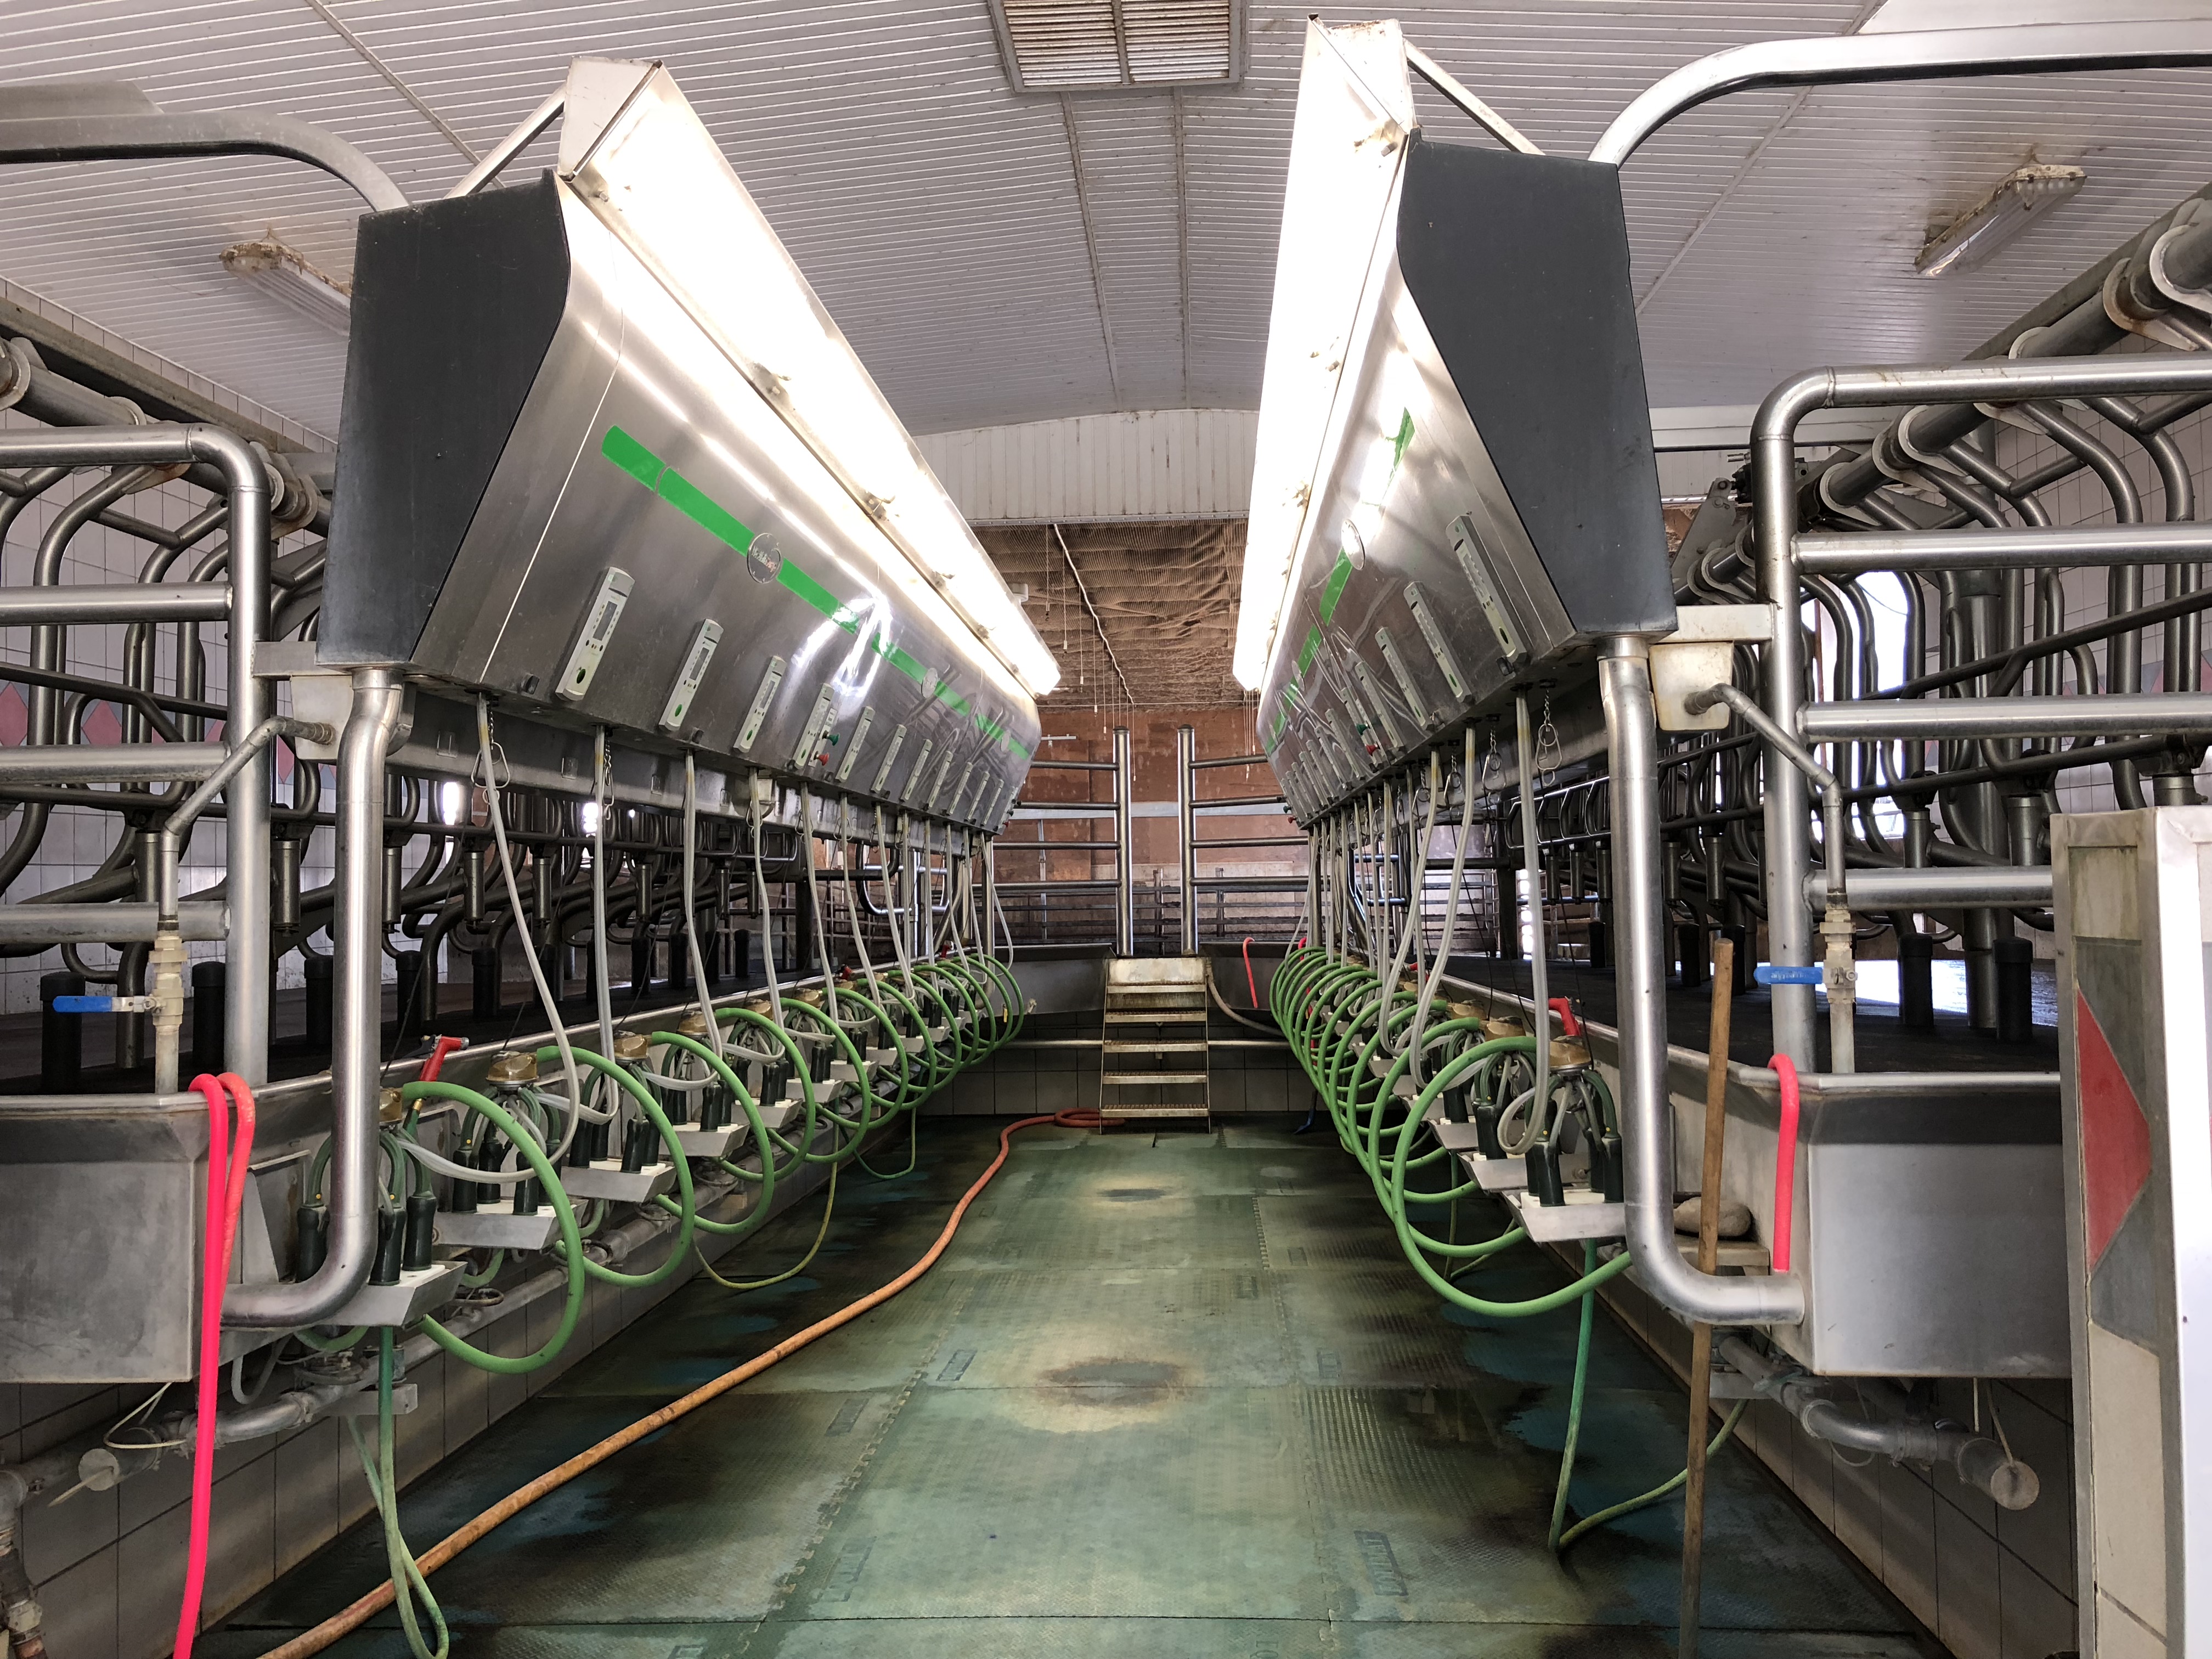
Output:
[[775, 559, 844, 624], [1318, 552, 1353, 624], [1297, 627, 1322, 678], [597, 425, 1030, 764], [601, 425, 663, 488], [656, 466, 756, 555]]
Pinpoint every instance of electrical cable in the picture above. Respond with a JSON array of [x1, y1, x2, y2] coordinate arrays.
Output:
[[589, 727, 618, 1087], [681, 755, 727, 1065], [475, 698, 589, 1160], [346, 1329, 448, 1659], [253, 1109, 1103, 1659], [692, 1161, 838, 1290]]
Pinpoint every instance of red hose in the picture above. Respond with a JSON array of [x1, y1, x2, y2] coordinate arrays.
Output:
[[1768, 1053, 1799, 1274], [1241, 936, 1259, 1006], [176, 1073, 255, 1658], [257, 1108, 1101, 1659], [1548, 996, 1582, 1038]]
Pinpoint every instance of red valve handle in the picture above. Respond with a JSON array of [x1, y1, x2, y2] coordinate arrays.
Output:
[[420, 1034, 467, 1082]]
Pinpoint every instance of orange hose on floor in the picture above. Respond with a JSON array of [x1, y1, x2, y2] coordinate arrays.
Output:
[[258, 1110, 1102, 1659]]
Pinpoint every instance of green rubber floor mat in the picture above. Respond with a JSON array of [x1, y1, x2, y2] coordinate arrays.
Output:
[[208, 1116, 1936, 1658]]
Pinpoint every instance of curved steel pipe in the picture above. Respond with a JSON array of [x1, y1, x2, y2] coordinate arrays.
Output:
[[0, 105, 406, 211], [1592, 21, 2212, 165], [1602, 638, 1804, 1326], [224, 668, 403, 1330]]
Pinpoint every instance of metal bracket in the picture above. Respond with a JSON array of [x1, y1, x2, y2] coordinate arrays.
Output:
[[326, 1384, 419, 1418]]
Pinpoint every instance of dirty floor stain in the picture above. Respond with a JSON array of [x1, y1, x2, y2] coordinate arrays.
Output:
[[206, 1116, 1935, 1658]]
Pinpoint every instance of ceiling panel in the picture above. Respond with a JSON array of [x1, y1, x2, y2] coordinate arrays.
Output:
[[0, 1, 2208, 447]]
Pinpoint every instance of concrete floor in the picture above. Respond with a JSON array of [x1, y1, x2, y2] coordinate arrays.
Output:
[[207, 1116, 1938, 1658]]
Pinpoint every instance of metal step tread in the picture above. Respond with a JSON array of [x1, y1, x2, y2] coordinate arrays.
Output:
[[1102, 1040, 1208, 1056], [1104, 1008, 1208, 1024], [1102, 1070, 1210, 1086], [1099, 1105, 1214, 1119]]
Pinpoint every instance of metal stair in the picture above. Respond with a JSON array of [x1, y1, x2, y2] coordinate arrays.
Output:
[[1098, 957, 1211, 1128]]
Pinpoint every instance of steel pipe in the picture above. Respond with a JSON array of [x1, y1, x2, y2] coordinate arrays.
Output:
[[1718, 1334, 2038, 1509], [1113, 726, 1134, 957], [1795, 522, 2212, 575], [224, 668, 404, 1329], [1592, 21, 2212, 165], [1797, 1070, 2059, 1098], [0, 103, 407, 211], [1802, 693, 2212, 743], [1601, 639, 1804, 1325], [0, 582, 230, 625], [1177, 725, 1198, 955], [0, 744, 224, 785], [0, 901, 223, 944], [1805, 865, 2053, 912]]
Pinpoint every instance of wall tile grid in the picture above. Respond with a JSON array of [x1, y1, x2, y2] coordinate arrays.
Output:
[[13, 1153, 840, 1659], [1594, 1266, 2079, 1659]]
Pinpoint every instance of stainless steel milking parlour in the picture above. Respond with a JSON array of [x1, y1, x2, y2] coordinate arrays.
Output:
[[1242, 16, 2212, 1376], [0, 58, 1054, 1380]]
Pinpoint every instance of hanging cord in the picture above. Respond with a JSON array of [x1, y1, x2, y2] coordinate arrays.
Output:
[[589, 728, 618, 1081], [695, 1159, 839, 1290], [347, 1329, 449, 1659], [1410, 729, 1479, 1086], [875, 808, 913, 979], [681, 756, 727, 1063], [840, 825, 885, 1009], [751, 780, 787, 1030], [475, 697, 588, 1160], [798, 787, 839, 1023]]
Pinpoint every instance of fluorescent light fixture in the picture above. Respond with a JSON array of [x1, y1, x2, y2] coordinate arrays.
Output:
[[1232, 20, 1414, 691], [219, 234, 352, 332], [560, 64, 1060, 699], [1915, 163, 2085, 278]]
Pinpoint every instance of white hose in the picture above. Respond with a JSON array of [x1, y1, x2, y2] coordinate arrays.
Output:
[[475, 697, 589, 1159], [681, 756, 727, 1063], [589, 728, 618, 1104], [750, 778, 787, 1030], [1409, 729, 1479, 1086], [798, 787, 839, 1022]]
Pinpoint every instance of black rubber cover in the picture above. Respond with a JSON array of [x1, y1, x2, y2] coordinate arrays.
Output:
[[321, 173, 572, 664], [1397, 134, 1673, 636]]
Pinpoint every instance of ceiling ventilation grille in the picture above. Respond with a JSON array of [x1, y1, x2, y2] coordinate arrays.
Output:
[[990, 0, 1243, 92]]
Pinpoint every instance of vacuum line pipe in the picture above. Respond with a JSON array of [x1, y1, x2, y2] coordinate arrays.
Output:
[[224, 668, 403, 1328], [1591, 20, 2212, 165], [1717, 1335, 2037, 1508], [1601, 638, 1805, 1325]]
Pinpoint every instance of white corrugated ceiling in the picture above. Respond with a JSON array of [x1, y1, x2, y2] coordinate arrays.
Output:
[[3, 1, 2212, 448]]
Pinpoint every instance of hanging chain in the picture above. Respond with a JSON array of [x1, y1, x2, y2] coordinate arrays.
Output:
[[1534, 692, 1563, 789]]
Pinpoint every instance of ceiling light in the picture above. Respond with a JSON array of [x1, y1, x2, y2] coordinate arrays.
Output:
[[1233, 20, 1414, 690], [989, 0, 1243, 93], [565, 66, 1060, 698], [219, 234, 352, 332], [1915, 163, 2085, 278]]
